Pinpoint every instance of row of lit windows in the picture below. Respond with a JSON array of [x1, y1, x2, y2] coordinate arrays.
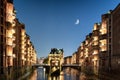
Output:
[[79, 35, 107, 56], [100, 22, 107, 35]]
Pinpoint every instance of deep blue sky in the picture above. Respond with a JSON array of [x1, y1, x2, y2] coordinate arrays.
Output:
[[14, 0, 120, 58]]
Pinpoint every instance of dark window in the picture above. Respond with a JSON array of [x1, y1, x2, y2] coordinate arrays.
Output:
[[109, 45, 111, 49], [109, 32, 111, 36], [1, 35, 3, 42], [0, 45, 3, 54], [102, 60, 105, 66], [109, 49, 111, 53], [1, 27, 3, 34], [1, 0, 3, 6], [1, 17, 3, 24], [0, 51, 4, 74], [109, 26, 111, 32], [109, 38, 111, 42], [109, 19, 111, 24], [1, 8, 4, 16]]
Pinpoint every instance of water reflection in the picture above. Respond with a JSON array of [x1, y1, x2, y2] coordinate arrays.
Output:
[[37, 67, 46, 80], [63, 67, 87, 80], [29, 70, 37, 80], [47, 71, 64, 80], [28, 67, 98, 80]]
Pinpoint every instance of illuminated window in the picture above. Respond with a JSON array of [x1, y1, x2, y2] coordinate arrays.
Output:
[[6, 38, 13, 45], [81, 46, 83, 49], [11, 29, 15, 34], [93, 36, 98, 41], [85, 48, 88, 52], [6, 46, 13, 56], [7, 30, 13, 38], [101, 22, 106, 29], [93, 25, 97, 30], [100, 39, 107, 51], [21, 45, 24, 49], [85, 53, 88, 57], [93, 50, 98, 55], [100, 39, 107, 46], [93, 41, 98, 45], [80, 52, 83, 57], [100, 22, 107, 35], [100, 28, 107, 34], [100, 46, 107, 51], [21, 29, 25, 36], [85, 40, 88, 45], [21, 49, 24, 53]]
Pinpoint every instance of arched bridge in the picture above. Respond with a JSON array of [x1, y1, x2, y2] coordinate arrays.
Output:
[[32, 63, 81, 73]]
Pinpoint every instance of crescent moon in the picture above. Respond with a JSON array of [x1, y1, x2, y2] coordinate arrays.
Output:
[[75, 19, 80, 25]]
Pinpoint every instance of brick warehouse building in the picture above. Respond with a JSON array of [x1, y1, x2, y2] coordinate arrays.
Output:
[[111, 3, 120, 72], [77, 4, 120, 76], [0, 0, 37, 79], [64, 4, 120, 76]]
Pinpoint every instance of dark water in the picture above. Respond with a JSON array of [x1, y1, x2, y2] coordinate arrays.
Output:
[[28, 67, 99, 80]]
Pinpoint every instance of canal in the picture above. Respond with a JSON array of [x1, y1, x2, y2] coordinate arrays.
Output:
[[23, 67, 99, 80]]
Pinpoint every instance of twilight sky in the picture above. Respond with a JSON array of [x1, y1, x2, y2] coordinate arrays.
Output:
[[14, 0, 120, 58]]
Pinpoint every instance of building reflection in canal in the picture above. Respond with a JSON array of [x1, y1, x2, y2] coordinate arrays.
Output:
[[28, 67, 98, 80]]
